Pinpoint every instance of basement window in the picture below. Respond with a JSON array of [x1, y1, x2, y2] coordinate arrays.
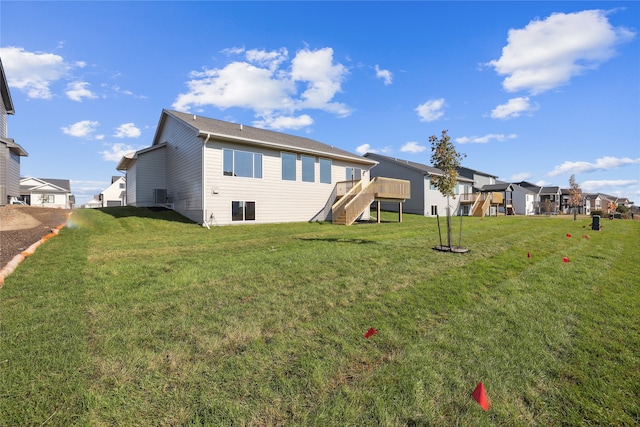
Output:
[[231, 201, 256, 222]]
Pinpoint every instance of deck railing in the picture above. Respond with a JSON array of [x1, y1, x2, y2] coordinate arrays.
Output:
[[332, 177, 410, 225]]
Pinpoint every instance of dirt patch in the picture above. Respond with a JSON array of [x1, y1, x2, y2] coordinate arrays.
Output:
[[0, 205, 72, 269]]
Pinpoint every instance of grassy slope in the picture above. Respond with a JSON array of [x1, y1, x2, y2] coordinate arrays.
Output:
[[0, 208, 638, 426]]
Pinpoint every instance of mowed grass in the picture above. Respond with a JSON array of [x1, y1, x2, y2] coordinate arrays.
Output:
[[1, 207, 638, 426]]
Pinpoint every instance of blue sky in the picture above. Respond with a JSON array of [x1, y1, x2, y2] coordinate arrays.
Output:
[[1, 1, 638, 206]]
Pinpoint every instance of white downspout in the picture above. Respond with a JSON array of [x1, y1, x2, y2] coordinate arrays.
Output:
[[202, 134, 211, 228]]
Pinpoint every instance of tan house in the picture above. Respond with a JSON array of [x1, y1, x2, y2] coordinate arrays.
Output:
[[117, 110, 408, 226]]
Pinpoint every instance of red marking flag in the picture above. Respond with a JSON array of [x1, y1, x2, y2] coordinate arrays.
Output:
[[471, 382, 490, 411], [566, 233, 572, 238], [562, 257, 570, 263], [527, 252, 531, 258], [364, 327, 378, 339]]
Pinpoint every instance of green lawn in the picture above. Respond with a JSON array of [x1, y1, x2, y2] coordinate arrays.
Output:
[[1, 208, 638, 426]]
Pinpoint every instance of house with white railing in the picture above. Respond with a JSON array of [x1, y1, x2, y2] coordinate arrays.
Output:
[[364, 152, 471, 217], [117, 110, 409, 226]]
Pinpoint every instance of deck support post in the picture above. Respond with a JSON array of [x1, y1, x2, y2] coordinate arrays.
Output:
[[399, 202, 403, 223], [377, 201, 381, 223]]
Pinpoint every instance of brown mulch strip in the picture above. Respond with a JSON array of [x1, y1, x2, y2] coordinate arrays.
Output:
[[0, 205, 72, 269]]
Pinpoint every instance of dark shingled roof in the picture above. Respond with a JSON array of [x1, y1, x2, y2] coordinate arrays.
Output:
[[364, 152, 475, 182], [165, 110, 375, 165]]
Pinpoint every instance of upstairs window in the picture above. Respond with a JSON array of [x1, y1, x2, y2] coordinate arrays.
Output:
[[319, 158, 331, 184], [223, 149, 262, 178], [282, 152, 297, 181], [302, 155, 315, 182]]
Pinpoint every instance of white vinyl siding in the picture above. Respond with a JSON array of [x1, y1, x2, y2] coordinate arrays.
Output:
[[126, 163, 137, 206], [203, 140, 371, 225], [0, 99, 6, 139], [7, 151, 20, 197], [157, 119, 202, 220], [135, 146, 167, 207]]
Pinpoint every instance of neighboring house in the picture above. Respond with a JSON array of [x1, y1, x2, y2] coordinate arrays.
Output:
[[511, 183, 539, 215], [20, 177, 74, 208], [539, 186, 562, 214], [615, 197, 630, 208], [598, 193, 617, 214], [364, 152, 473, 217], [117, 110, 407, 226], [100, 176, 126, 207], [480, 181, 514, 215], [585, 193, 602, 213], [0, 57, 28, 206], [84, 196, 102, 208], [560, 188, 588, 215], [456, 166, 498, 192]]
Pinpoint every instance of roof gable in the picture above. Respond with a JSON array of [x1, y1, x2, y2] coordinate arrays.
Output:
[[20, 177, 71, 192]]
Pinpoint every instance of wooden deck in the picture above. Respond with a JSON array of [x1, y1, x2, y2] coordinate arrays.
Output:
[[332, 177, 410, 225]]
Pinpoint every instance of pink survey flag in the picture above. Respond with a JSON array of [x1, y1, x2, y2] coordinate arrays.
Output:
[[471, 382, 490, 411], [562, 257, 570, 263], [364, 327, 378, 339]]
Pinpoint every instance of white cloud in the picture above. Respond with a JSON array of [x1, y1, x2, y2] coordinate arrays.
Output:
[[487, 10, 636, 95], [66, 81, 98, 102], [61, 120, 99, 138], [375, 65, 392, 85], [113, 85, 147, 99], [400, 141, 427, 153], [509, 172, 532, 181], [548, 156, 640, 176], [456, 133, 517, 144], [0, 46, 85, 99], [100, 143, 141, 162], [581, 179, 638, 192], [114, 123, 141, 138], [356, 144, 392, 155], [245, 48, 288, 70], [290, 47, 350, 116], [490, 97, 537, 119], [252, 114, 313, 130], [356, 144, 372, 155], [173, 47, 351, 129], [535, 180, 551, 187], [416, 98, 445, 122]]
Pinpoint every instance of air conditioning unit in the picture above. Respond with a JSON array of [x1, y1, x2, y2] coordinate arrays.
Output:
[[153, 188, 167, 204]]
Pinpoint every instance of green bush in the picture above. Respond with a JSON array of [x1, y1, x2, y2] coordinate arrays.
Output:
[[591, 210, 603, 216]]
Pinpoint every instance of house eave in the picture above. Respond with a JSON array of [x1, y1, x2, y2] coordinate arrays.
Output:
[[198, 131, 377, 167]]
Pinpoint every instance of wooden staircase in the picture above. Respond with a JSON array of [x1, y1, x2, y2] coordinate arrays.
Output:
[[467, 192, 504, 217], [332, 177, 410, 225]]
